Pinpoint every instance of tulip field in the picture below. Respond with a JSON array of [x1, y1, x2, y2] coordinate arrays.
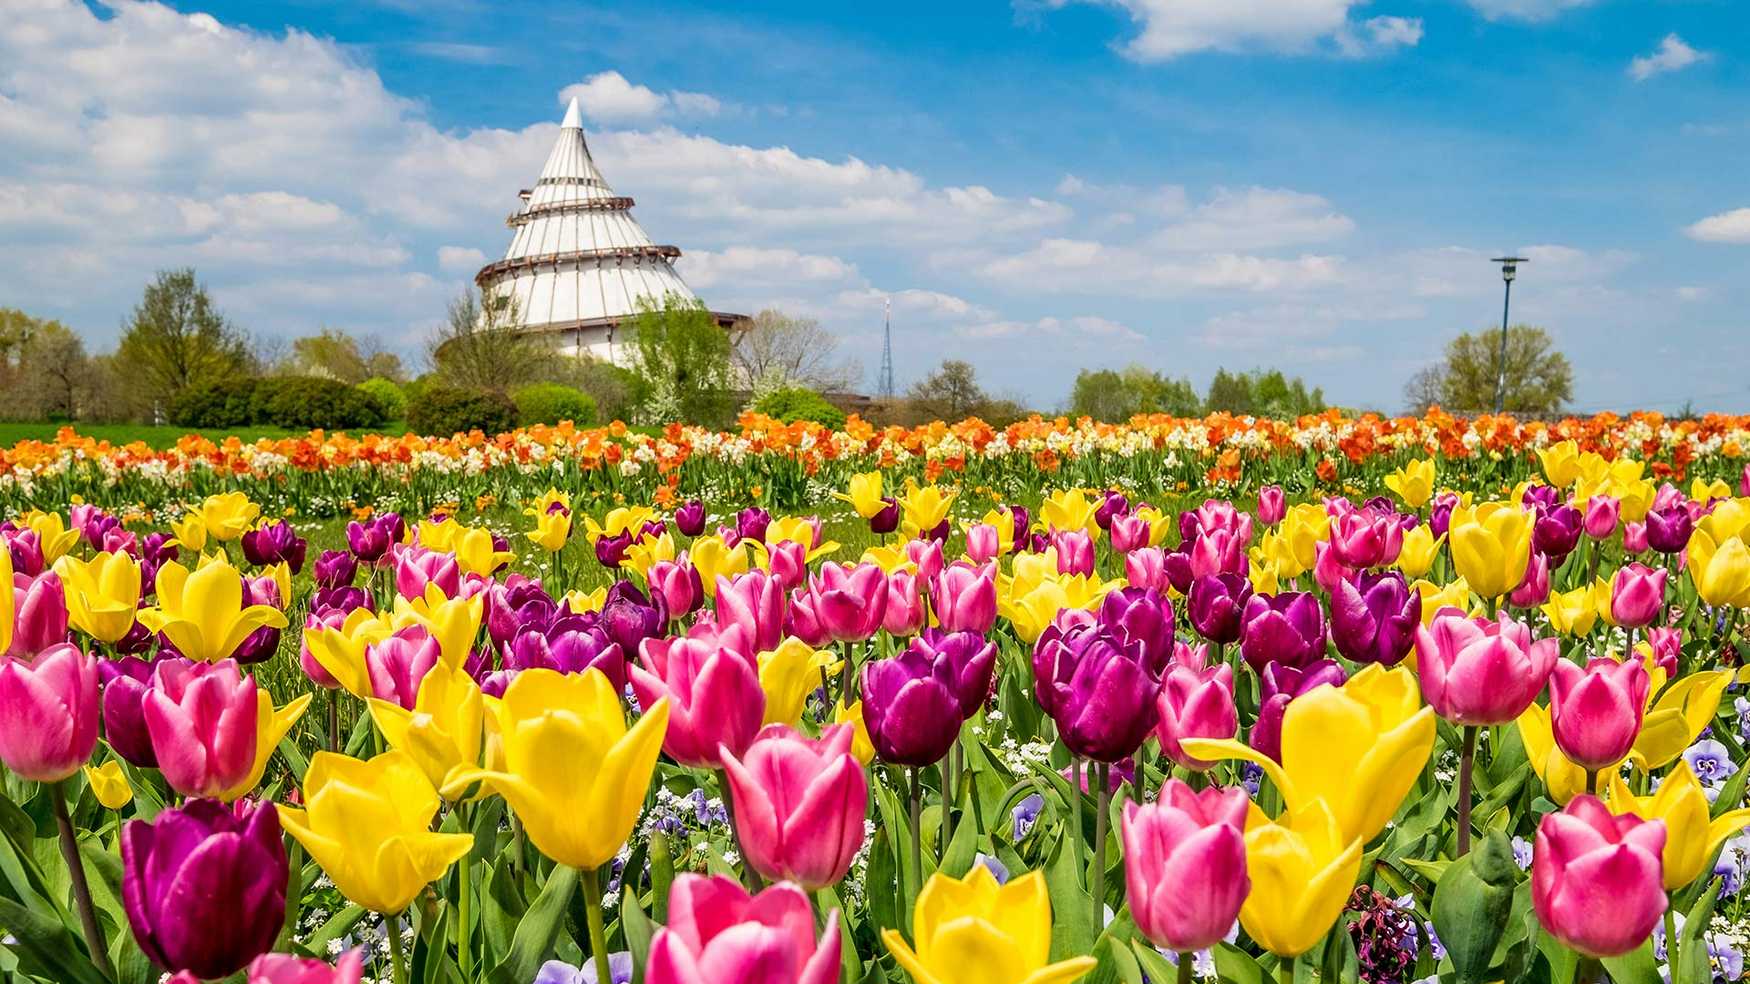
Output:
[[8, 410, 1750, 984]]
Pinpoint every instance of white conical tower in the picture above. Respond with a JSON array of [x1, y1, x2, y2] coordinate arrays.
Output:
[[475, 97, 742, 363]]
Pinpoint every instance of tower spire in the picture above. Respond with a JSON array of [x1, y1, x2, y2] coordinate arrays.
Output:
[[878, 295, 895, 399]]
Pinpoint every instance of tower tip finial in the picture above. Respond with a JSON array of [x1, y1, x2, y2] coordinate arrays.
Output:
[[560, 96, 583, 129]]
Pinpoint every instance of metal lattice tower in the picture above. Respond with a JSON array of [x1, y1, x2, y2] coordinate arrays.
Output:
[[878, 296, 895, 399]]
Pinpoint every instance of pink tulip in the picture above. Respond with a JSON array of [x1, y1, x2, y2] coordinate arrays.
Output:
[[144, 658, 258, 797], [1123, 780, 1250, 953], [931, 562, 997, 635], [1533, 796, 1667, 958], [1643, 627, 1680, 677], [646, 874, 840, 984], [964, 523, 1001, 564], [808, 564, 888, 643], [1126, 547, 1170, 593], [1549, 657, 1648, 770], [391, 545, 460, 600], [1507, 550, 1551, 608], [1582, 496, 1620, 539], [1740, 463, 1750, 499], [1312, 539, 1358, 595], [244, 951, 365, 984], [1622, 520, 1648, 554], [8, 570, 68, 657], [1109, 513, 1153, 554], [765, 540, 811, 592], [631, 634, 765, 768], [1187, 530, 1247, 580], [1155, 663, 1238, 771], [1193, 500, 1253, 545], [1610, 562, 1666, 628], [716, 570, 787, 656], [648, 560, 704, 618], [1172, 639, 1210, 669], [365, 626, 441, 710], [784, 586, 833, 648], [0, 642, 99, 782], [1257, 485, 1287, 525], [298, 610, 346, 689], [882, 571, 926, 636], [1328, 509, 1402, 569], [1415, 611, 1558, 725], [1051, 529, 1095, 577], [719, 724, 868, 890], [904, 538, 943, 582]]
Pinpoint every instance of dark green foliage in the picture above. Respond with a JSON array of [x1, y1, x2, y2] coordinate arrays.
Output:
[[407, 386, 518, 437], [513, 383, 597, 426], [1205, 367, 1327, 418], [752, 386, 847, 429], [168, 378, 262, 429], [262, 376, 388, 430]]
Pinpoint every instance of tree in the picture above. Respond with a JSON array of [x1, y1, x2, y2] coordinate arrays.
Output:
[[1415, 325, 1573, 414], [907, 360, 989, 421], [625, 293, 736, 427], [1205, 367, 1325, 418], [115, 269, 253, 417], [290, 328, 404, 383], [19, 321, 92, 421], [731, 309, 862, 394], [1402, 365, 1446, 415], [427, 288, 548, 394], [1071, 364, 1202, 421]]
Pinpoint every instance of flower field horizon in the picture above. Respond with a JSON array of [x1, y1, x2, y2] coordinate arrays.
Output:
[[6, 409, 1750, 984]]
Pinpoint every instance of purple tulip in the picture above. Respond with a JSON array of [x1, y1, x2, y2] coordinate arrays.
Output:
[[4, 527, 44, 577], [674, 500, 707, 537], [486, 574, 557, 648], [1005, 504, 1032, 551], [1252, 660, 1346, 762], [1521, 484, 1561, 511], [122, 798, 287, 979], [1098, 586, 1176, 676], [595, 531, 633, 569], [311, 585, 370, 616], [1095, 491, 1130, 531], [312, 549, 358, 591], [1238, 591, 1328, 673], [1050, 529, 1095, 577], [910, 629, 998, 718], [599, 581, 667, 658], [241, 519, 307, 574], [1187, 573, 1253, 646], [99, 656, 159, 768], [138, 532, 178, 590], [1257, 485, 1287, 525], [507, 615, 627, 691], [1646, 503, 1693, 555], [736, 507, 772, 544], [861, 644, 965, 766], [1429, 492, 1462, 539], [345, 520, 390, 564], [1330, 571, 1420, 666], [868, 497, 901, 536], [1033, 621, 1162, 762], [1532, 505, 1584, 562]]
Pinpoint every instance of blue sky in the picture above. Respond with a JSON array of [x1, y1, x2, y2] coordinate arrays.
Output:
[[2, 0, 1747, 413]]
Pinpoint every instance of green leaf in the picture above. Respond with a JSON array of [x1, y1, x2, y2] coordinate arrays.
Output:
[[1711, 759, 1750, 818], [304, 903, 366, 955], [0, 896, 110, 984], [620, 889, 655, 984], [1212, 942, 1269, 984], [1043, 828, 1098, 963], [1431, 832, 1516, 984], [481, 861, 528, 964], [1679, 878, 1725, 982], [1128, 939, 1180, 984], [487, 864, 579, 984], [1600, 939, 1662, 984]]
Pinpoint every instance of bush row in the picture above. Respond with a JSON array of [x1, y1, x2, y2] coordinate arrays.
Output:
[[169, 376, 391, 430]]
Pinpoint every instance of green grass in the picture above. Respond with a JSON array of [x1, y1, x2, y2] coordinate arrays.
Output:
[[0, 421, 410, 449]]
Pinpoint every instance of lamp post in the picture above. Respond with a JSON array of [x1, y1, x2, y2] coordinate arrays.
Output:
[[1490, 256, 1528, 414]]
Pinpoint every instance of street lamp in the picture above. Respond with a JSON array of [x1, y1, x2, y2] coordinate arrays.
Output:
[[1490, 256, 1528, 414]]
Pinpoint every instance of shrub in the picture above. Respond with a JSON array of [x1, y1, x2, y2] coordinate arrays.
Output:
[[514, 383, 596, 426], [406, 386, 518, 437], [751, 386, 847, 429], [356, 377, 407, 422], [263, 376, 388, 430], [169, 378, 261, 428]]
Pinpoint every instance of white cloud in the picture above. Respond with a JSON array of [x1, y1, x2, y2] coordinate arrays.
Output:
[[960, 314, 1145, 344], [405, 42, 506, 64], [1686, 208, 1750, 244], [559, 71, 720, 124], [1463, 0, 1593, 22], [1630, 35, 1707, 82], [437, 246, 487, 273], [965, 238, 1345, 296], [1036, 0, 1420, 61], [1150, 187, 1354, 251], [679, 247, 862, 290]]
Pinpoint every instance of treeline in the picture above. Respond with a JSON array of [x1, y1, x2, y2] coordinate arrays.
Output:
[[1067, 365, 1327, 422]]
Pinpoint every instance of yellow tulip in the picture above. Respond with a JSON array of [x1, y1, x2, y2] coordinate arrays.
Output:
[[622, 532, 676, 579], [448, 668, 667, 870], [1516, 702, 1587, 805], [303, 608, 396, 697], [1541, 581, 1608, 636], [583, 505, 657, 543], [137, 559, 287, 663], [759, 638, 841, 726], [767, 517, 841, 563], [1130, 505, 1174, 547], [1606, 763, 1750, 890], [563, 587, 607, 614], [1182, 664, 1435, 843], [882, 866, 1096, 984], [453, 525, 514, 577], [0, 547, 10, 655], [370, 661, 484, 795], [169, 512, 208, 552], [523, 505, 571, 554], [198, 492, 260, 542], [278, 750, 472, 914], [23, 511, 81, 566], [860, 544, 916, 574], [1538, 440, 1582, 488], [1248, 559, 1283, 596], [1629, 669, 1732, 772], [1038, 488, 1097, 537], [530, 488, 571, 515], [390, 586, 482, 669], [1384, 459, 1436, 508], [1280, 505, 1331, 573], [834, 700, 876, 765], [899, 480, 955, 539], [85, 760, 133, 810], [1693, 477, 1732, 504], [1411, 577, 1476, 626], [1689, 531, 1750, 608], [220, 691, 313, 801], [1394, 526, 1444, 580], [1448, 502, 1532, 599], [1008, 551, 1060, 598], [977, 507, 1021, 554], [689, 536, 751, 598], [1239, 798, 1364, 957], [833, 472, 886, 520]]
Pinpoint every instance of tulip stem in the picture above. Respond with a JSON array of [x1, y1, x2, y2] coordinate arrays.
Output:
[[1456, 725, 1478, 856], [1278, 953, 1295, 984], [717, 769, 762, 891], [1665, 901, 1680, 981], [387, 909, 408, 984], [1069, 757, 1085, 877], [1585, 768, 1599, 797], [1092, 762, 1109, 927], [581, 866, 612, 984], [455, 803, 473, 977], [328, 685, 341, 753], [51, 783, 113, 982], [908, 765, 924, 936], [1177, 952, 1194, 984]]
